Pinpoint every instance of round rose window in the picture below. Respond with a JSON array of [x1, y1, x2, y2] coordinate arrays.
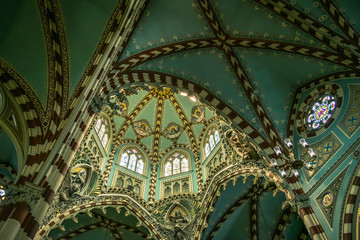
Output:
[[307, 95, 336, 129]]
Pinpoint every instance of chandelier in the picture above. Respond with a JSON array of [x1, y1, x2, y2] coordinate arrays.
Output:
[[270, 138, 316, 177]]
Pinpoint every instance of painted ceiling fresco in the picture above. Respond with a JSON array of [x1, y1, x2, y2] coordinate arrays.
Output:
[[1, 0, 360, 239]]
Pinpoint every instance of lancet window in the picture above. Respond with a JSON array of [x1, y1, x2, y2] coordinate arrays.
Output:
[[94, 116, 110, 149], [204, 127, 221, 158], [164, 151, 190, 177], [119, 147, 145, 175]]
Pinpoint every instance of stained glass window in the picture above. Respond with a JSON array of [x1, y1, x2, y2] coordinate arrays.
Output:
[[94, 116, 110, 148], [0, 185, 5, 201], [165, 162, 172, 176], [173, 158, 180, 174], [203, 126, 221, 159], [209, 135, 215, 150], [164, 152, 190, 176], [307, 95, 336, 129], [205, 144, 210, 157], [102, 134, 108, 147], [181, 159, 189, 172], [128, 155, 136, 170], [95, 119, 101, 132], [214, 130, 220, 143], [136, 160, 144, 174], [120, 154, 128, 167], [118, 147, 146, 175]]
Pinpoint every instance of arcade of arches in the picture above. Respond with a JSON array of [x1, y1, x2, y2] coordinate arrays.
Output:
[[0, 0, 360, 239]]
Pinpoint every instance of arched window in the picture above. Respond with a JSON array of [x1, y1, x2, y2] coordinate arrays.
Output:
[[204, 126, 221, 158], [164, 152, 190, 177], [95, 116, 110, 149], [119, 147, 145, 175], [0, 185, 6, 202]]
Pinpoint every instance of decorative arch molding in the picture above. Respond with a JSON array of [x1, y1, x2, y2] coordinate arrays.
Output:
[[286, 71, 360, 138], [0, 59, 45, 124], [159, 144, 192, 160], [341, 155, 360, 240], [101, 70, 277, 159], [115, 139, 152, 158], [152, 193, 198, 209], [206, 183, 278, 240], [194, 163, 289, 240], [36, 0, 69, 120], [36, 195, 163, 240], [0, 83, 31, 181]]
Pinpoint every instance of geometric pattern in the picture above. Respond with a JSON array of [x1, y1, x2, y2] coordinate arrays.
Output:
[[338, 84, 360, 138], [315, 166, 348, 226], [295, 84, 343, 138], [299, 132, 342, 181]]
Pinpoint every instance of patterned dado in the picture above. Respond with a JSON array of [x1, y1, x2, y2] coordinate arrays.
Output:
[[299, 132, 342, 181], [160, 175, 193, 199], [112, 169, 146, 198], [315, 166, 348, 226], [338, 84, 360, 138]]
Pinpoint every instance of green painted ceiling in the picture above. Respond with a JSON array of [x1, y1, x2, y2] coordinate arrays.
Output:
[[48, 207, 150, 240], [2, 0, 360, 239], [0, 0, 118, 108], [0, 0, 47, 106], [2, 0, 359, 142], [59, 0, 118, 95], [113, 89, 215, 155]]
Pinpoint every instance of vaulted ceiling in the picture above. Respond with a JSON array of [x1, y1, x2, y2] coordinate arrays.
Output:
[[1, 0, 360, 240]]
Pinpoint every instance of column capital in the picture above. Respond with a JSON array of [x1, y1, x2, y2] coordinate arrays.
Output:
[[3, 182, 43, 210], [90, 89, 129, 114], [283, 194, 310, 214]]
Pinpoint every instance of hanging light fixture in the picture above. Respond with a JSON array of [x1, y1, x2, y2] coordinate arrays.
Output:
[[271, 138, 315, 177]]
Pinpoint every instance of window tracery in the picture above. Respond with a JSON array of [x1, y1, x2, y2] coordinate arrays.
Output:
[[163, 151, 190, 177], [306, 95, 336, 129], [94, 116, 110, 149], [0, 185, 5, 201], [203, 126, 221, 158], [119, 147, 146, 175]]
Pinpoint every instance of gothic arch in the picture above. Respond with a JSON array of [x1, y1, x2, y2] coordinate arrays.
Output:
[[35, 197, 163, 240], [101, 70, 277, 160]]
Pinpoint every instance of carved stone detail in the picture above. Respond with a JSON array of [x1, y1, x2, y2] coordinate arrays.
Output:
[[225, 129, 261, 162], [3, 182, 43, 210]]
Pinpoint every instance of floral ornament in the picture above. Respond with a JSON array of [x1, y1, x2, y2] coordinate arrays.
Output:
[[163, 122, 182, 140], [133, 119, 152, 138], [307, 96, 336, 129], [322, 192, 333, 207]]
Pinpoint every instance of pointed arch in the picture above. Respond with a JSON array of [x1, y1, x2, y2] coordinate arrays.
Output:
[[101, 70, 277, 159], [161, 149, 192, 177]]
